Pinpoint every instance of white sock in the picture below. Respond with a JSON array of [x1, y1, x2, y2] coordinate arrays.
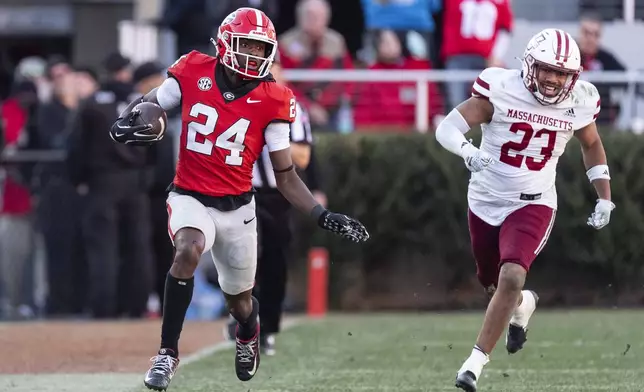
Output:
[[510, 290, 536, 327], [458, 346, 489, 380]]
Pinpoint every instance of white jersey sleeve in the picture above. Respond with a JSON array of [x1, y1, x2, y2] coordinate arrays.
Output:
[[570, 80, 601, 130], [471, 67, 507, 102]]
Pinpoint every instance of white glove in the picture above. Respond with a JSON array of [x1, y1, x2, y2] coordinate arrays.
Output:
[[461, 142, 496, 173], [587, 199, 615, 230]]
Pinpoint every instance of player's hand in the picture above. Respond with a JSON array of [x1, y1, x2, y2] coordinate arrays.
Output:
[[587, 199, 615, 230], [461, 142, 496, 173], [318, 210, 369, 242], [110, 110, 156, 145]]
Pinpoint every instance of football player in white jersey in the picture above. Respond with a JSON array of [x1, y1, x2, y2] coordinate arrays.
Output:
[[435, 28, 615, 392]]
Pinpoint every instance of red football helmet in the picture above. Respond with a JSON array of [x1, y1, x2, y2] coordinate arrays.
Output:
[[212, 8, 277, 79]]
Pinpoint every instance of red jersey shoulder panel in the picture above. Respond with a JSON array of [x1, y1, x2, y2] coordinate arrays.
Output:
[[168, 51, 216, 79], [258, 81, 296, 124]]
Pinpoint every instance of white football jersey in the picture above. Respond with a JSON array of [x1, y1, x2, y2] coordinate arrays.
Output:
[[467, 67, 600, 225]]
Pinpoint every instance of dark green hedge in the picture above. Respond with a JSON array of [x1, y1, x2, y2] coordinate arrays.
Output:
[[292, 130, 644, 309]]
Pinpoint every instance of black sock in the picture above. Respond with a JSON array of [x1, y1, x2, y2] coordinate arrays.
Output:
[[160, 273, 194, 357], [236, 296, 259, 341]]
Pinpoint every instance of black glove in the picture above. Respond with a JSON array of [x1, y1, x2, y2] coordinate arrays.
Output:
[[311, 205, 370, 243], [109, 109, 157, 145]]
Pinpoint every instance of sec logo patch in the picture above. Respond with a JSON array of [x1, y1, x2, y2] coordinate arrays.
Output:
[[198, 77, 212, 91]]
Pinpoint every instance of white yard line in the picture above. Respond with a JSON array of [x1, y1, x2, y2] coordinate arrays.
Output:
[[0, 318, 309, 392], [0, 373, 141, 392], [180, 317, 305, 366]]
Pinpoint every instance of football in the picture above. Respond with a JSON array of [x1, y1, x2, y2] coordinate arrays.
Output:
[[133, 101, 167, 139]]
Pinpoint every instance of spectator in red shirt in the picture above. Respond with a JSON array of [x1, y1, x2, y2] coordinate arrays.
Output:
[[0, 80, 38, 320], [354, 29, 443, 131], [279, 0, 354, 129], [441, 0, 513, 111]]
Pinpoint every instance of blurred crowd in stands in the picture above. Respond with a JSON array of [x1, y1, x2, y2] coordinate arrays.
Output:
[[0, 0, 632, 320]]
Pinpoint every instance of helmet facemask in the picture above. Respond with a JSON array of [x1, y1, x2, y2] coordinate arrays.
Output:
[[216, 31, 276, 79], [522, 55, 581, 106]]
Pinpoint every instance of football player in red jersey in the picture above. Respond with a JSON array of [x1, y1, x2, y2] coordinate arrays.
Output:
[[110, 7, 369, 391]]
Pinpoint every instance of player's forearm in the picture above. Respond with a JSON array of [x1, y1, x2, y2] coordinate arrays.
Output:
[[435, 109, 471, 157], [581, 138, 607, 168], [591, 179, 611, 201], [275, 169, 321, 216], [143, 87, 160, 105], [582, 141, 611, 201], [118, 95, 144, 118], [116, 87, 159, 119]]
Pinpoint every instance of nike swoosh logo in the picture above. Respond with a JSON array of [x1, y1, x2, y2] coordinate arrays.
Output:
[[246, 98, 261, 104], [113, 125, 128, 137], [247, 357, 258, 376], [244, 217, 256, 225]]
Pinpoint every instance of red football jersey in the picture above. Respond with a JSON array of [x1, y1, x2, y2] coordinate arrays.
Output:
[[168, 51, 295, 197], [441, 0, 513, 59]]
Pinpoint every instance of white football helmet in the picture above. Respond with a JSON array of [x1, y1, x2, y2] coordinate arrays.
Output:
[[521, 29, 582, 105]]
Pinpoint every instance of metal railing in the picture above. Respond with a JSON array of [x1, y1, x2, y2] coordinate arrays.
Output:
[[3, 70, 644, 163], [283, 69, 644, 133]]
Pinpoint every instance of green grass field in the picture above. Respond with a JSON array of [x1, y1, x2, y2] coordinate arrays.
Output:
[[135, 310, 644, 392]]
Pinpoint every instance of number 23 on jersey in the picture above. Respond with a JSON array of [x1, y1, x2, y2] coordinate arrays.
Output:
[[500, 122, 557, 171], [185, 99, 296, 166]]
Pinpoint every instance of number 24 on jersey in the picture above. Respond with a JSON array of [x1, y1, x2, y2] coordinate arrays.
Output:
[[185, 99, 296, 166]]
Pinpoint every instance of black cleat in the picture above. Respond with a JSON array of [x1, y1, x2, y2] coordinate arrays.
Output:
[[506, 291, 539, 354], [455, 370, 477, 392], [506, 323, 528, 354], [235, 325, 260, 381], [144, 350, 180, 391], [260, 333, 276, 356]]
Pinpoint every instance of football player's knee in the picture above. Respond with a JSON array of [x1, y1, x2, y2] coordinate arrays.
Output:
[[497, 262, 526, 292], [173, 232, 204, 274], [175, 242, 201, 268]]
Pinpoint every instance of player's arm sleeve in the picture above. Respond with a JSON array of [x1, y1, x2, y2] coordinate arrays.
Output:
[[435, 109, 471, 157], [265, 122, 292, 152], [156, 77, 182, 111]]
